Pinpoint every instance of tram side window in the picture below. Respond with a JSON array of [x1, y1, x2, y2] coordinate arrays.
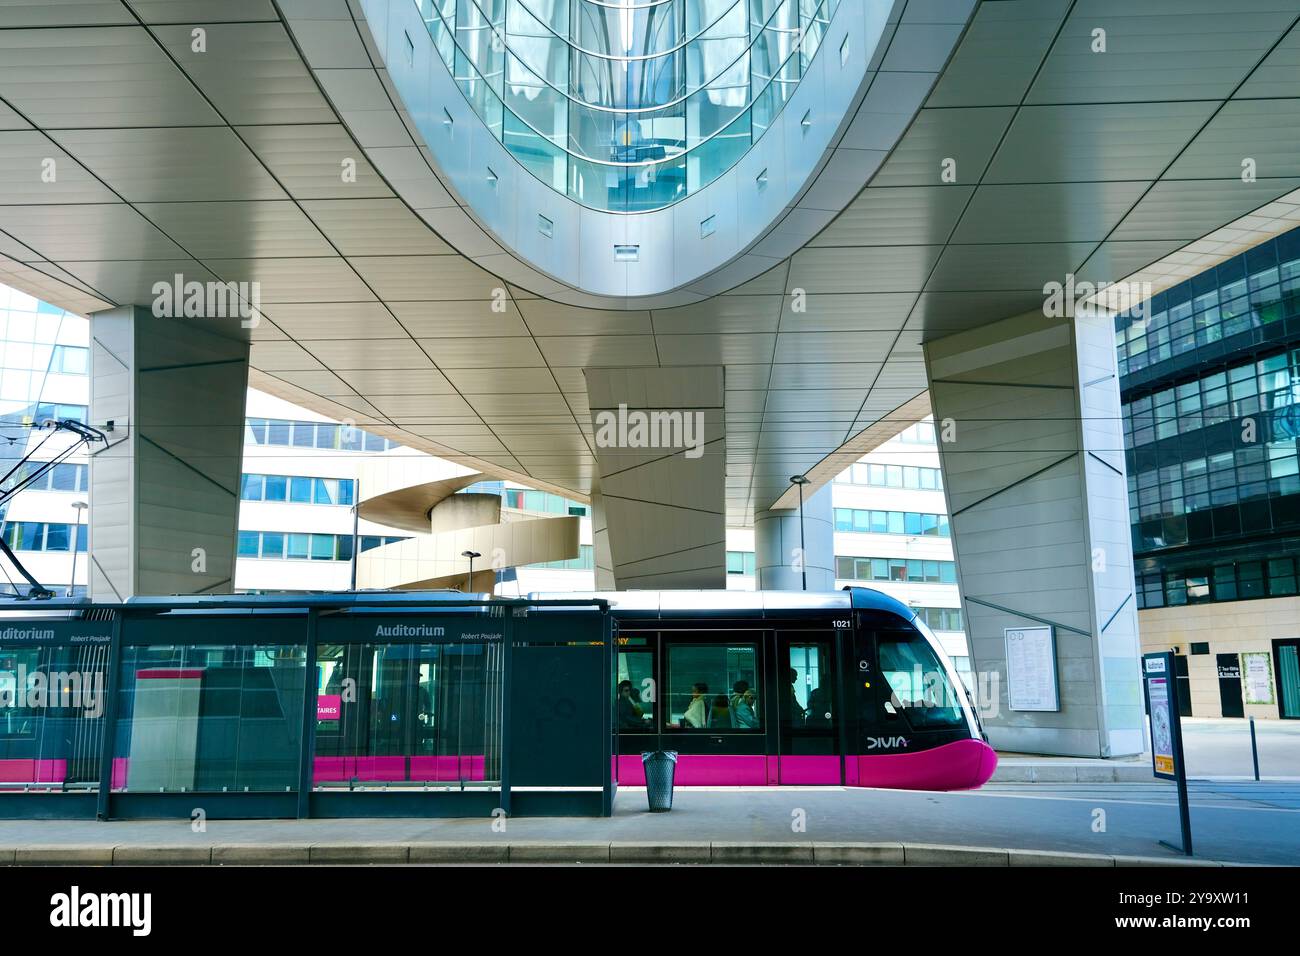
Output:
[[876, 629, 966, 729], [616, 649, 655, 732], [664, 643, 761, 731]]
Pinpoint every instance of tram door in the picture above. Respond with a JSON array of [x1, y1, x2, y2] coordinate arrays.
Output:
[[775, 632, 841, 784]]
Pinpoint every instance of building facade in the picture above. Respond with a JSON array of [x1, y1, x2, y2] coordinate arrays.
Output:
[[1118, 225, 1300, 720], [725, 418, 970, 677]]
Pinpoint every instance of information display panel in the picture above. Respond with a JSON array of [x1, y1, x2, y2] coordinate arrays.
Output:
[[1004, 626, 1059, 712]]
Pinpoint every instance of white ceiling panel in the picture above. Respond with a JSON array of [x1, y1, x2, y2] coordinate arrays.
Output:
[[237, 124, 393, 199], [55, 126, 286, 202], [150, 22, 335, 126], [0, 26, 221, 128], [0, 0, 1296, 526], [134, 200, 332, 258]]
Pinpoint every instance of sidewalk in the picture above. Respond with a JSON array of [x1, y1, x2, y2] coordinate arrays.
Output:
[[992, 754, 1152, 784], [2, 782, 1294, 865], [992, 716, 1300, 783]]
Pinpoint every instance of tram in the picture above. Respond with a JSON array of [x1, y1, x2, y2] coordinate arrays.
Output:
[[537, 586, 997, 791]]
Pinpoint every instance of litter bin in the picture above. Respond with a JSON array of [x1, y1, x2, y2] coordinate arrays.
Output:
[[642, 750, 678, 812]]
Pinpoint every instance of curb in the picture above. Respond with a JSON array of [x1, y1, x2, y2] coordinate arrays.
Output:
[[308, 843, 410, 865], [114, 845, 212, 866], [507, 842, 610, 864], [409, 842, 508, 864], [0, 841, 1238, 866], [609, 841, 711, 864], [991, 765, 1154, 784], [212, 844, 312, 865], [14, 845, 117, 865]]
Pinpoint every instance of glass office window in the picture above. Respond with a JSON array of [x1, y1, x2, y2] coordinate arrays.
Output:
[[49, 463, 81, 491], [289, 476, 313, 503], [286, 534, 310, 560], [264, 475, 287, 502], [241, 474, 264, 500], [1269, 557, 1298, 596], [43, 523, 69, 551], [1238, 562, 1266, 598], [237, 531, 260, 557], [261, 532, 285, 559], [310, 534, 336, 560]]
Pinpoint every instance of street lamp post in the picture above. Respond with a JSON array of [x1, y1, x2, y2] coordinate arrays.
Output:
[[789, 475, 810, 591], [67, 500, 88, 597], [349, 478, 361, 592], [461, 549, 481, 593]]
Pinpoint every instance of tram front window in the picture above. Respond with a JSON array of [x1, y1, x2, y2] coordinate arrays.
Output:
[[664, 643, 760, 731], [877, 629, 965, 730]]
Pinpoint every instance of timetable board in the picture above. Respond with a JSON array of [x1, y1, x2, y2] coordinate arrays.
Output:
[[1004, 626, 1060, 712]]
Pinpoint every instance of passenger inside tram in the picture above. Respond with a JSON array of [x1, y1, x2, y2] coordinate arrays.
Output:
[[730, 682, 759, 729], [681, 682, 709, 728], [616, 679, 648, 731]]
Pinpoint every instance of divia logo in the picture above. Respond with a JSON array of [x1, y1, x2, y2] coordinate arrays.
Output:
[[865, 736, 908, 750]]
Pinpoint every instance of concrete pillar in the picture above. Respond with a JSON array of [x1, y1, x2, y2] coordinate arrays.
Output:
[[755, 483, 834, 591], [924, 308, 1143, 758], [88, 306, 249, 599], [584, 367, 726, 589], [589, 481, 616, 591]]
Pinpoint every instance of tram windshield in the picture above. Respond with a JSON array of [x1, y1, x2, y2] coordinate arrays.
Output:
[[877, 628, 966, 729]]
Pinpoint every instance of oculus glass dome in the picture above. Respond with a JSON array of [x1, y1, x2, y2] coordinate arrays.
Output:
[[417, 0, 841, 212]]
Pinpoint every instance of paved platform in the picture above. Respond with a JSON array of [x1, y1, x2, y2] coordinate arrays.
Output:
[[1, 781, 1296, 866], [992, 717, 1300, 783]]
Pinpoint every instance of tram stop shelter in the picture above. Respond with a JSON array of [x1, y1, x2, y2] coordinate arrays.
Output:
[[0, 593, 615, 820]]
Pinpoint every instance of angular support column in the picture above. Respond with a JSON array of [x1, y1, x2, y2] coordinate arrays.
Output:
[[754, 484, 834, 591], [924, 309, 1143, 758], [589, 481, 616, 591], [89, 306, 249, 599], [584, 367, 726, 589]]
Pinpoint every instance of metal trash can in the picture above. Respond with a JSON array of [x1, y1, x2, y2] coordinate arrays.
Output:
[[642, 750, 678, 812]]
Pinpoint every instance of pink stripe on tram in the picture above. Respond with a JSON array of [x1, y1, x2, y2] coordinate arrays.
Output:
[[0, 759, 68, 784], [777, 755, 841, 785], [612, 740, 997, 791], [854, 738, 998, 791]]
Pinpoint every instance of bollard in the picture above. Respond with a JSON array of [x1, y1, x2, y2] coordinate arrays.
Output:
[[1249, 716, 1260, 781]]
